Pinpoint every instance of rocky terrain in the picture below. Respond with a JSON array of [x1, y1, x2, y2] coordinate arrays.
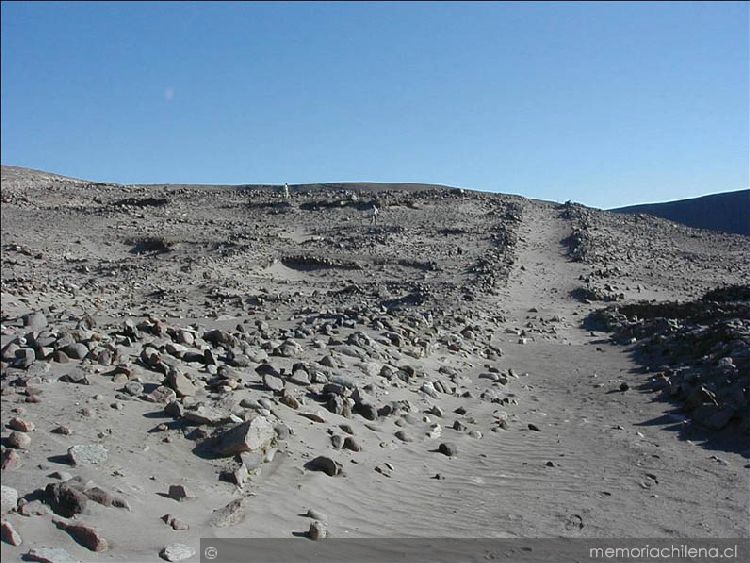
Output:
[[1, 166, 749, 562]]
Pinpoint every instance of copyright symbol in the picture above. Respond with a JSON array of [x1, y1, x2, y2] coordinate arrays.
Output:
[[205, 546, 218, 560]]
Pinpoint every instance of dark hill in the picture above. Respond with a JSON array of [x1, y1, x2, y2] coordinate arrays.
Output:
[[612, 190, 749, 235]]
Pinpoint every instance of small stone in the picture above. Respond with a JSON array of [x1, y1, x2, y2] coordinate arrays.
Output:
[[1, 342, 19, 362], [231, 464, 249, 486], [452, 420, 467, 432], [59, 368, 89, 384], [145, 385, 178, 403], [306, 508, 327, 521], [83, 486, 113, 507], [343, 436, 361, 452], [7, 431, 31, 449], [160, 543, 196, 561], [26, 547, 80, 563], [437, 442, 458, 457], [291, 369, 311, 386], [427, 405, 444, 417], [274, 388, 297, 408], [64, 343, 90, 360], [309, 520, 327, 540], [15, 347, 36, 368], [426, 424, 443, 439], [394, 430, 413, 442], [527, 423, 541, 432], [54, 519, 108, 552], [209, 498, 246, 528], [305, 456, 341, 477], [274, 424, 291, 440], [1, 519, 23, 545], [166, 368, 198, 397], [19, 499, 52, 516], [67, 444, 108, 465], [374, 463, 394, 478], [299, 410, 327, 423], [167, 485, 193, 502], [262, 373, 284, 393], [1, 486, 18, 514], [1, 449, 21, 470], [162, 514, 190, 530], [8, 417, 35, 432], [124, 381, 144, 396], [619, 382, 630, 392], [24, 311, 48, 330], [51, 425, 71, 435], [331, 434, 344, 449], [52, 350, 71, 364], [45, 482, 88, 517]]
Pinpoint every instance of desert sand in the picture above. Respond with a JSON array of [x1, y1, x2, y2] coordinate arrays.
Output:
[[1, 165, 748, 562]]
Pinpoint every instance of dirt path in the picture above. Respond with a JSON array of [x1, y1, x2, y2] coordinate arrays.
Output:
[[485, 201, 749, 537]]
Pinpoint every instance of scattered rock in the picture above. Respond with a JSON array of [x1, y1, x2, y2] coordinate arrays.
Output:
[[162, 514, 190, 531], [299, 410, 327, 423], [8, 417, 35, 432], [375, 463, 394, 478], [1, 486, 18, 514], [26, 547, 80, 563], [1, 449, 21, 470], [167, 485, 193, 502], [45, 482, 88, 517], [53, 518, 109, 551], [262, 373, 285, 393], [215, 416, 275, 456], [343, 436, 361, 452], [166, 367, 198, 397], [7, 431, 31, 449], [160, 543, 196, 562], [67, 444, 108, 465], [306, 508, 327, 521], [209, 498, 246, 528], [394, 430, 414, 442], [331, 434, 344, 449], [438, 442, 458, 457], [305, 456, 342, 476], [309, 520, 327, 540], [1, 519, 22, 545], [24, 311, 48, 331], [19, 500, 52, 516]]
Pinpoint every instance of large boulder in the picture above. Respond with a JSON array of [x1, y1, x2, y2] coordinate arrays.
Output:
[[215, 416, 274, 457]]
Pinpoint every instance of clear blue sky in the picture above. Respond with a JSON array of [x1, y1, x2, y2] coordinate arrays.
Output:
[[1, 1, 747, 208]]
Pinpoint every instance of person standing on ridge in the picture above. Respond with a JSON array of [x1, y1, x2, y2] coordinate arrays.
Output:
[[370, 203, 379, 227]]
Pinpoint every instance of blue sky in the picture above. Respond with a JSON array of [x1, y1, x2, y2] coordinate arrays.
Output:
[[1, 1, 747, 208]]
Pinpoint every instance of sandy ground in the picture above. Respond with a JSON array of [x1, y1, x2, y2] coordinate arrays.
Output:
[[1, 167, 748, 562]]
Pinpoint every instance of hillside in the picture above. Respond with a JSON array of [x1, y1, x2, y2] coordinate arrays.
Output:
[[612, 189, 750, 235], [1, 165, 748, 561]]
